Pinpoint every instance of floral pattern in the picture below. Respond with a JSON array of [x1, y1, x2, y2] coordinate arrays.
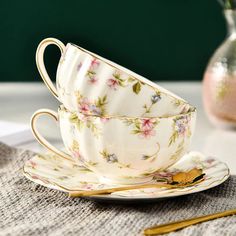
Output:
[[172, 99, 192, 114], [100, 149, 132, 169], [55, 106, 195, 183], [106, 70, 145, 95], [69, 112, 101, 137], [72, 62, 192, 117], [56, 43, 193, 118], [69, 140, 98, 167], [124, 118, 159, 139], [23, 151, 230, 199], [142, 91, 162, 116], [86, 58, 100, 84], [169, 115, 192, 146], [107, 71, 128, 90], [75, 91, 108, 116], [27, 160, 37, 169]]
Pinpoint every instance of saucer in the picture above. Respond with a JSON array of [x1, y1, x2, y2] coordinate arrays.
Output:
[[23, 151, 230, 203]]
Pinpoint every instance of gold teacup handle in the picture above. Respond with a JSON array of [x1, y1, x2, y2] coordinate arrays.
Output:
[[30, 109, 72, 161], [36, 38, 66, 100]]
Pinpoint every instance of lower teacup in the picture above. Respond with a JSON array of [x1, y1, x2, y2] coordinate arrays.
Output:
[[31, 105, 196, 185]]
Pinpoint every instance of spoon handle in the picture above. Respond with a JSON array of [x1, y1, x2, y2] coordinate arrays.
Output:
[[143, 209, 236, 235], [68, 179, 203, 197], [69, 183, 177, 197]]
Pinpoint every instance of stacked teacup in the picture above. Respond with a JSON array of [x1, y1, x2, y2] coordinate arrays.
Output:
[[32, 38, 196, 185]]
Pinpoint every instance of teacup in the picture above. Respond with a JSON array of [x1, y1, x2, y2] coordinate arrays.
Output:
[[36, 38, 191, 117], [31, 105, 196, 185]]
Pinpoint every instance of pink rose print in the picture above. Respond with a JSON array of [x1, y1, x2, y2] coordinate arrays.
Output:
[[85, 58, 100, 85], [126, 118, 158, 139], [90, 58, 100, 69], [78, 98, 90, 114], [141, 119, 155, 129], [72, 150, 81, 159], [88, 76, 98, 84], [139, 127, 156, 139], [79, 114, 91, 122], [80, 103, 90, 113], [28, 160, 37, 169], [75, 92, 107, 116], [107, 78, 119, 90], [138, 118, 157, 138]]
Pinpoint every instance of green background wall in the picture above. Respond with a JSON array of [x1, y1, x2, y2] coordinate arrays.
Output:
[[0, 0, 226, 82]]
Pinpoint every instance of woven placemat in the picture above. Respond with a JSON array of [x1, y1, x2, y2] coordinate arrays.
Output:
[[0, 142, 235, 236]]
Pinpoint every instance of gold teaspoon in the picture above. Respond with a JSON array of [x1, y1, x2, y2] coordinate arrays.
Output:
[[69, 168, 204, 197], [143, 209, 236, 235]]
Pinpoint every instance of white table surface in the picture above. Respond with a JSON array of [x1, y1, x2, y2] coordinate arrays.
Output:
[[1, 82, 236, 175]]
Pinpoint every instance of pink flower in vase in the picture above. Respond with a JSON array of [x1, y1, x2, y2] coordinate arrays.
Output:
[[107, 78, 119, 90]]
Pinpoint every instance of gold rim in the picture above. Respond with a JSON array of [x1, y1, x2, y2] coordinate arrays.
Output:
[[67, 42, 190, 105], [23, 158, 230, 197], [23, 167, 230, 197], [30, 109, 72, 161], [36, 38, 65, 99], [59, 105, 197, 120]]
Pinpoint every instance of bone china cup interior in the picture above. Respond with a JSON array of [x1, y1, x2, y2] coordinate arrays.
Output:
[[31, 106, 197, 185], [36, 38, 192, 117]]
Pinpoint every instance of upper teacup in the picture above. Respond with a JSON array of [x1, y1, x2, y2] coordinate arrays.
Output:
[[36, 38, 191, 117]]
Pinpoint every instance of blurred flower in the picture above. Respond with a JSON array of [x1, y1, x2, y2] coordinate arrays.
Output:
[[151, 94, 161, 104], [90, 105, 101, 115], [175, 116, 190, 136], [77, 62, 82, 71], [28, 160, 37, 169], [79, 98, 90, 113], [90, 58, 100, 68], [141, 118, 155, 129], [139, 128, 156, 139], [88, 76, 98, 84], [107, 78, 119, 90], [107, 154, 118, 163]]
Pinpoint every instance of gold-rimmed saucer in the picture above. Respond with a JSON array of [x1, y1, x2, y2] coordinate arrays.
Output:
[[23, 151, 230, 203]]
